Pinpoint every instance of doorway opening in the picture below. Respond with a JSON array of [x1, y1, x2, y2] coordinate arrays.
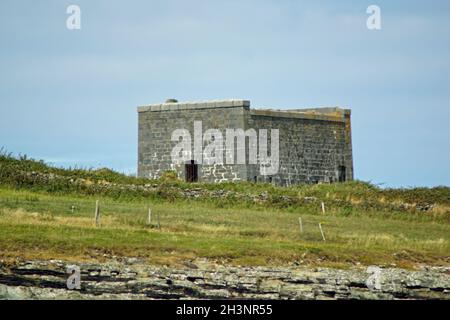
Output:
[[338, 165, 346, 182], [185, 160, 198, 183]]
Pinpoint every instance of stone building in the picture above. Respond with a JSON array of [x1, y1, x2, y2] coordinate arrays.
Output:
[[137, 99, 353, 186]]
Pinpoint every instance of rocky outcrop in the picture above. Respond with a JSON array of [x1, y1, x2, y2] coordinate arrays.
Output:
[[0, 259, 448, 300]]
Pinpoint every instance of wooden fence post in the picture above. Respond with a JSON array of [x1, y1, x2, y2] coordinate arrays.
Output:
[[147, 208, 152, 225], [321, 202, 326, 214], [298, 217, 303, 234], [319, 223, 326, 241], [94, 200, 101, 227]]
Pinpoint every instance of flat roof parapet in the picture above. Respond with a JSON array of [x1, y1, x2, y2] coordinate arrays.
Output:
[[137, 99, 250, 113], [251, 107, 350, 122], [137, 99, 350, 122]]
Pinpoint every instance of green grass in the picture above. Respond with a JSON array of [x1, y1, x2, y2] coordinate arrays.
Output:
[[0, 187, 448, 269], [0, 152, 449, 268]]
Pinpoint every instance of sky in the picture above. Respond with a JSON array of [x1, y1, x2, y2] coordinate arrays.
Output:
[[0, 0, 449, 187]]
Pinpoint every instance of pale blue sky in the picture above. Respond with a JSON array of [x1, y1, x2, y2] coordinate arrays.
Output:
[[1, 0, 449, 187]]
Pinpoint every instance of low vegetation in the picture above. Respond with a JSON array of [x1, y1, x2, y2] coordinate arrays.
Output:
[[0, 151, 449, 269]]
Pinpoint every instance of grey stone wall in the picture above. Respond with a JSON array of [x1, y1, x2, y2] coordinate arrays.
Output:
[[247, 109, 353, 185], [137, 100, 353, 185], [138, 100, 249, 183]]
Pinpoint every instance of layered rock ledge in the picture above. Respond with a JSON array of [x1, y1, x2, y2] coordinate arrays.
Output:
[[0, 259, 449, 300]]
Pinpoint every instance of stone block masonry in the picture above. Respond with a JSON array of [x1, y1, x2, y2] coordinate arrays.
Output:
[[137, 99, 353, 186]]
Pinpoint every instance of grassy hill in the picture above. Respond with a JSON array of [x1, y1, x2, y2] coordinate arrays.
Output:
[[0, 151, 449, 269]]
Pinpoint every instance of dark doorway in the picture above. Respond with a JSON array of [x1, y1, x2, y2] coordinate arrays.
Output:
[[185, 160, 198, 183], [338, 166, 346, 182]]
